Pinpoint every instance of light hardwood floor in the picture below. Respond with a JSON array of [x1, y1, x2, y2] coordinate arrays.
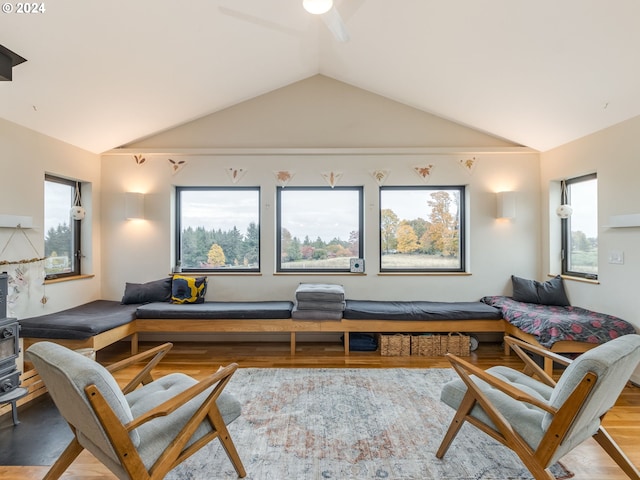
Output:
[[2, 340, 639, 480]]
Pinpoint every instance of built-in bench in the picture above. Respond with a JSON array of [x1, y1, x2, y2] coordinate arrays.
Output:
[[19, 298, 506, 356], [20, 301, 140, 354]]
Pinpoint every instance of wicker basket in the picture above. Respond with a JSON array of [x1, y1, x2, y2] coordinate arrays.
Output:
[[411, 335, 442, 356], [441, 332, 471, 356], [379, 334, 411, 356], [410, 333, 470, 356]]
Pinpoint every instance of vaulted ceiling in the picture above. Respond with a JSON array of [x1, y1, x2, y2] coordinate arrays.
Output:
[[1, 0, 639, 154]]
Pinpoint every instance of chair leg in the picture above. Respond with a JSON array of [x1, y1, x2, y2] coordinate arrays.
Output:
[[593, 427, 640, 480], [217, 425, 247, 478], [43, 437, 84, 480], [436, 392, 476, 459]]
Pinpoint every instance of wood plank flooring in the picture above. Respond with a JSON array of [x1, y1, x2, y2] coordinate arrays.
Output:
[[1, 340, 638, 480]]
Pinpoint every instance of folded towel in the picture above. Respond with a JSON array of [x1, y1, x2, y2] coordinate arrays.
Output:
[[291, 306, 344, 320], [295, 283, 345, 302], [296, 300, 346, 311]]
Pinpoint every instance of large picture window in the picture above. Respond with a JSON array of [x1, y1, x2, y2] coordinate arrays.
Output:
[[176, 187, 260, 272], [561, 174, 598, 279], [380, 186, 465, 272], [44, 174, 82, 279], [277, 187, 363, 272]]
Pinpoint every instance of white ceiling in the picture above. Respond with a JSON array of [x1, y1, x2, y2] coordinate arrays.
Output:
[[1, 0, 640, 154]]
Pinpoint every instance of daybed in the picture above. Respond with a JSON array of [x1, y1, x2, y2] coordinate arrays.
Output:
[[482, 294, 637, 374]]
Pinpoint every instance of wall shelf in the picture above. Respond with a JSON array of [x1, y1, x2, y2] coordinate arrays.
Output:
[[0, 215, 33, 229], [606, 214, 640, 228]]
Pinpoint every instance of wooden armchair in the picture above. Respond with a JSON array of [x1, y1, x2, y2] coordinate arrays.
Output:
[[27, 341, 246, 480], [437, 334, 640, 480]]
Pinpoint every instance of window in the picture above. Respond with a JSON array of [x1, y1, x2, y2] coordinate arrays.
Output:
[[44, 175, 82, 278], [277, 187, 363, 272], [561, 174, 598, 279], [380, 186, 465, 272], [176, 187, 260, 272]]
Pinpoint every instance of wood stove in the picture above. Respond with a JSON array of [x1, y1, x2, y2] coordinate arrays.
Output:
[[0, 316, 20, 394], [0, 272, 26, 424]]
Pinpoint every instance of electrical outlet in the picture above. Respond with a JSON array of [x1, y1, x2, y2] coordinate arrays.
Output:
[[609, 250, 624, 265]]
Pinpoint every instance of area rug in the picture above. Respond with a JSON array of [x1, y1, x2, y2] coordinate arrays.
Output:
[[166, 368, 572, 480]]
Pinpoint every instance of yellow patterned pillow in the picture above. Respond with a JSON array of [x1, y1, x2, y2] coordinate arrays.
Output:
[[171, 275, 207, 304]]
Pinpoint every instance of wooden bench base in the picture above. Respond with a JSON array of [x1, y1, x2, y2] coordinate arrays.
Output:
[[503, 322, 597, 375], [23, 318, 507, 358], [133, 318, 507, 355]]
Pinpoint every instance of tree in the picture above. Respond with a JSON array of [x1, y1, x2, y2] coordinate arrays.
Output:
[[348, 230, 360, 256], [207, 244, 226, 266], [381, 209, 399, 253], [396, 223, 420, 253], [45, 223, 72, 258], [425, 191, 459, 256], [243, 222, 259, 265]]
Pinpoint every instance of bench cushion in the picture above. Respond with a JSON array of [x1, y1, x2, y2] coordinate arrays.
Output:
[[343, 300, 502, 321], [19, 300, 139, 340], [135, 301, 294, 319]]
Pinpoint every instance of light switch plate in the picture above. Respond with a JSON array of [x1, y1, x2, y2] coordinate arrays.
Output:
[[609, 250, 624, 265]]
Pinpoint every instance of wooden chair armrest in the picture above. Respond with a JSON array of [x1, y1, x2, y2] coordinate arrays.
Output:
[[505, 336, 572, 366], [106, 342, 173, 394], [125, 363, 238, 431], [446, 353, 556, 414]]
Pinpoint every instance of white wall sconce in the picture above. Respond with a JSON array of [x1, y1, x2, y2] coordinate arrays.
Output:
[[125, 192, 145, 220], [496, 191, 516, 219]]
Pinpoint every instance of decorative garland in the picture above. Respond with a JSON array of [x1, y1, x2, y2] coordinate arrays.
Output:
[[0, 226, 46, 266]]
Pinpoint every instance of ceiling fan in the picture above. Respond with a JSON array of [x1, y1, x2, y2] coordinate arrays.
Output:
[[303, 0, 350, 42]]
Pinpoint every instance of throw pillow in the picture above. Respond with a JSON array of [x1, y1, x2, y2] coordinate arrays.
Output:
[[171, 275, 207, 304], [511, 275, 570, 306], [121, 277, 172, 304]]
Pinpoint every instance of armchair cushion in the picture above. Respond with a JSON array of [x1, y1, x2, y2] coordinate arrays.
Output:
[[125, 373, 241, 470], [26, 342, 140, 455], [441, 365, 553, 449]]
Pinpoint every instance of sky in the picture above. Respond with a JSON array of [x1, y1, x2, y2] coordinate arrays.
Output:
[[567, 178, 598, 238], [181, 190, 259, 234], [44, 180, 74, 232]]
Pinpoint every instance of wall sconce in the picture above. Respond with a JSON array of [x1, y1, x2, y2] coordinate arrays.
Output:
[[125, 192, 145, 220], [496, 191, 516, 219]]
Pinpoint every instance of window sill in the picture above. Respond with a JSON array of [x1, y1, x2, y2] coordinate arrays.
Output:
[[549, 274, 600, 285], [378, 272, 471, 276], [44, 274, 95, 285]]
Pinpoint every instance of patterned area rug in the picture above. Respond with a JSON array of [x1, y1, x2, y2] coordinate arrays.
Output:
[[167, 368, 573, 480]]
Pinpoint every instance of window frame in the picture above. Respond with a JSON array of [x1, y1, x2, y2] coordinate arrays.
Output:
[[561, 173, 598, 280], [276, 186, 364, 273], [379, 185, 466, 273], [175, 186, 261, 273], [44, 174, 82, 280]]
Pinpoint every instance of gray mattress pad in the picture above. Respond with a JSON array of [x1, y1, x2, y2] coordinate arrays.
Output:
[[135, 301, 294, 319], [19, 300, 139, 339], [343, 300, 502, 321]]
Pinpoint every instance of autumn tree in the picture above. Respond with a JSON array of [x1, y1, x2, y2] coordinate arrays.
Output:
[[207, 244, 226, 266], [396, 223, 420, 253], [425, 191, 459, 256]]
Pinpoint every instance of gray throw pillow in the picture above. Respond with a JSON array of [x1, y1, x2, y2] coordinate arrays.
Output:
[[511, 275, 570, 306], [121, 277, 172, 304]]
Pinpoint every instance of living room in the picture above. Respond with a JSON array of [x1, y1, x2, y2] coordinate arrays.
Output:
[[1, 2, 640, 478]]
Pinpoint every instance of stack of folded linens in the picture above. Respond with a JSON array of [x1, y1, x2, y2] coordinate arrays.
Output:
[[292, 283, 346, 320]]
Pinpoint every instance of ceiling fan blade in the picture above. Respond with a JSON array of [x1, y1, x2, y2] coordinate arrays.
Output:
[[322, 6, 350, 42]]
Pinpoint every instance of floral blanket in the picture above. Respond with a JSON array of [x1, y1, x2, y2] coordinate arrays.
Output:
[[481, 295, 636, 348]]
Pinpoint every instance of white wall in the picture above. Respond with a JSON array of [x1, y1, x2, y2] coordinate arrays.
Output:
[[541, 116, 640, 384], [0, 117, 102, 319], [101, 76, 541, 304]]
